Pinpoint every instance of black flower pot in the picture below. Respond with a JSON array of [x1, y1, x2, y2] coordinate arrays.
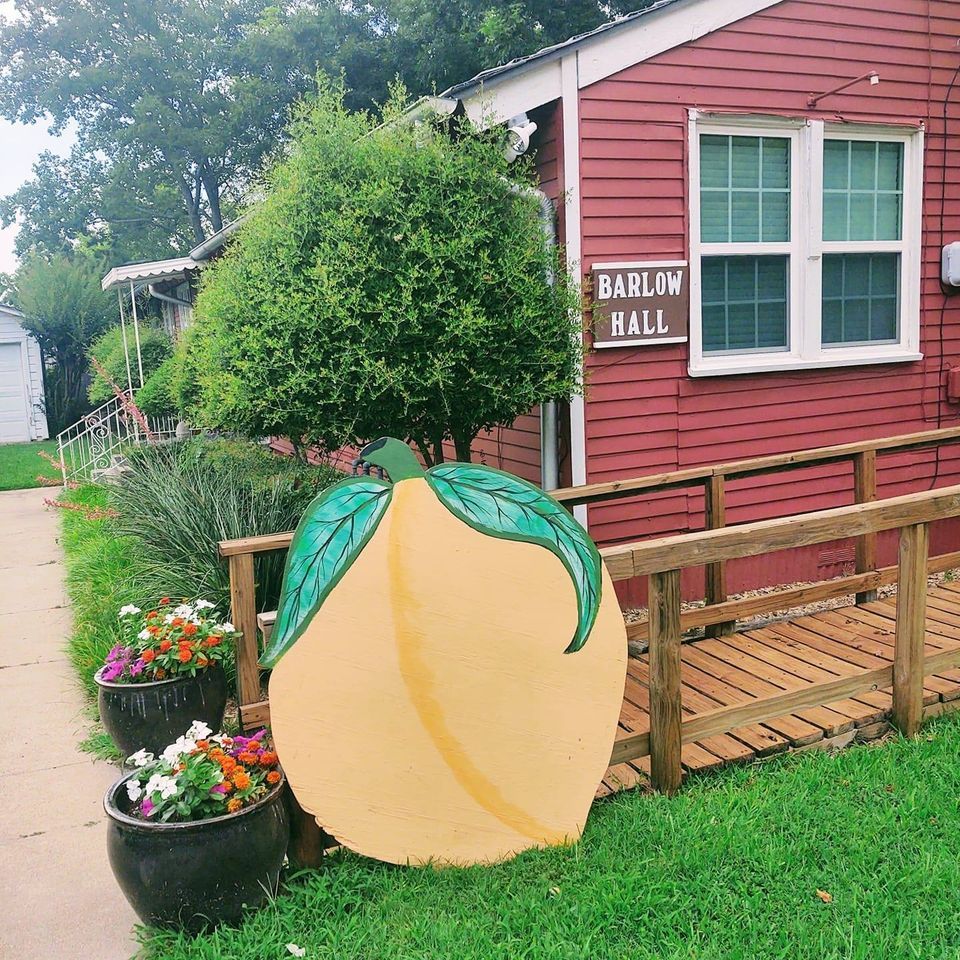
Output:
[[95, 664, 228, 757], [104, 771, 289, 931]]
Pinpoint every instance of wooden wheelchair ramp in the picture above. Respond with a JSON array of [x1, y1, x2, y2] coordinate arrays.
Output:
[[600, 581, 960, 797]]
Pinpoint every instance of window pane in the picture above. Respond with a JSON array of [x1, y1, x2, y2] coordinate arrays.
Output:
[[701, 134, 790, 243], [701, 255, 789, 354], [762, 138, 790, 189], [731, 137, 760, 188], [850, 141, 877, 190], [731, 191, 760, 241], [701, 192, 730, 242], [761, 191, 789, 242], [700, 136, 730, 189], [822, 139, 903, 242], [823, 140, 849, 190], [821, 253, 900, 345]]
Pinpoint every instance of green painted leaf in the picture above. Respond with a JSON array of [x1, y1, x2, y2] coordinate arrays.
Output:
[[261, 477, 392, 668], [425, 464, 601, 653]]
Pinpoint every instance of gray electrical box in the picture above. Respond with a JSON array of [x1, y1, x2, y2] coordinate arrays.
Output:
[[943, 243, 960, 286]]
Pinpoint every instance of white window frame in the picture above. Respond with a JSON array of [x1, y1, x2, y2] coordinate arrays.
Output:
[[688, 111, 923, 377]]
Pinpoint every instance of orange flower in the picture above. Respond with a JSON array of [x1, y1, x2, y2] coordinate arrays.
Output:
[[220, 780, 234, 793], [154, 668, 166, 679], [226, 797, 242, 813], [160, 597, 170, 604], [148, 625, 159, 635], [196, 740, 209, 750], [178, 640, 193, 650], [220, 757, 237, 776], [171, 617, 184, 628], [141, 648, 156, 663], [147, 611, 159, 619], [183, 622, 197, 636], [238, 751, 258, 765], [197, 656, 209, 668], [159, 639, 172, 653], [178, 648, 192, 663], [266, 771, 281, 785], [258, 751, 278, 767], [232, 771, 251, 791], [204, 636, 222, 648]]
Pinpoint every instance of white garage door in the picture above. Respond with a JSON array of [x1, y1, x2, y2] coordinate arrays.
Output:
[[0, 342, 30, 443]]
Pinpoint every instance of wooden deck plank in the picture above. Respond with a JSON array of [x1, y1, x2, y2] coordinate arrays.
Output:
[[691, 639, 855, 735], [677, 647, 825, 745]]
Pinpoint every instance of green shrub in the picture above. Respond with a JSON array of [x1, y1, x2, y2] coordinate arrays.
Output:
[[188, 81, 580, 465], [87, 324, 172, 405], [111, 438, 340, 613], [136, 355, 179, 419]]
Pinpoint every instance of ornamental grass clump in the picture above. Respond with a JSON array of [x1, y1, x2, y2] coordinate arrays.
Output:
[[100, 599, 236, 683], [124, 721, 282, 822]]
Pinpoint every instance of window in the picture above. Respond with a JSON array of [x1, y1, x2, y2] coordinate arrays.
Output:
[[688, 116, 922, 376]]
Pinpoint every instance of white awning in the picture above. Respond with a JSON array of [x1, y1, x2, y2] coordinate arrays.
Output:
[[100, 256, 198, 291]]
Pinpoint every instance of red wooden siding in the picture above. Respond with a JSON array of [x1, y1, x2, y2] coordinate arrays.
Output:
[[573, 0, 960, 596]]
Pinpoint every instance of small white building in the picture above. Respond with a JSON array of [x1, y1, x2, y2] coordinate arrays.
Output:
[[0, 303, 48, 444]]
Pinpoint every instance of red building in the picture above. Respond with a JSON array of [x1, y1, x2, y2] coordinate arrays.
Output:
[[424, 0, 960, 600]]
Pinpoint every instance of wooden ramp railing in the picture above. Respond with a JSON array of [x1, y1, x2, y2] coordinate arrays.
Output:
[[218, 427, 960, 790], [601, 484, 960, 793]]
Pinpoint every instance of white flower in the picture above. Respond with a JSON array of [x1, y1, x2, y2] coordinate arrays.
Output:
[[118, 604, 141, 618], [144, 773, 180, 800], [222, 621, 235, 633], [194, 599, 216, 610], [286, 946, 306, 958], [163, 613, 175, 624], [173, 603, 194, 618], [126, 779, 143, 802], [186, 720, 212, 740], [161, 736, 197, 765], [137, 628, 151, 641], [127, 749, 154, 768]]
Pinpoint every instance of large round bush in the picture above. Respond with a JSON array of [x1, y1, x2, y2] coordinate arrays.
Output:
[[187, 84, 579, 465]]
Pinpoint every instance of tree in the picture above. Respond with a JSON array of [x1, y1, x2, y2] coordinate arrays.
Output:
[[331, 0, 626, 109], [11, 252, 115, 433], [0, 149, 191, 265], [187, 84, 580, 465], [0, 0, 338, 247]]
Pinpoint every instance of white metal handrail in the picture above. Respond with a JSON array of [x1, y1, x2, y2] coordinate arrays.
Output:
[[56, 390, 179, 482]]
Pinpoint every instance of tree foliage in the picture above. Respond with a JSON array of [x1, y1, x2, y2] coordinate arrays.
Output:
[[188, 84, 580, 464], [11, 252, 115, 432], [0, 0, 336, 252], [87, 325, 173, 406], [333, 0, 626, 110]]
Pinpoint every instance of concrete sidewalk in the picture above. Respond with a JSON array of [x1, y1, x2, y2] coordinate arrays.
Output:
[[0, 487, 138, 959]]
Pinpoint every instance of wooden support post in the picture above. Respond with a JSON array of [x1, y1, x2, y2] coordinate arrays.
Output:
[[704, 475, 733, 636], [648, 568, 683, 795], [893, 522, 928, 737], [854, 450, 878, 603], [284, 787, 328, 868], [228, 552, 262, 718]]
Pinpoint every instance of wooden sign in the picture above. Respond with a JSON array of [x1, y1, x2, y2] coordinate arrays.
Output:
[[265, 438, 627, 867], [591, 260, 689, 348]]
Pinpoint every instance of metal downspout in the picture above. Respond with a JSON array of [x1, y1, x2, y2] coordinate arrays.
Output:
[[507, 182, 560, 491]]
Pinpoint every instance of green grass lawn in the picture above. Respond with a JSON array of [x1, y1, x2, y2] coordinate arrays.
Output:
[[143, 715, 960, 960], [0, 439, 60, 490]]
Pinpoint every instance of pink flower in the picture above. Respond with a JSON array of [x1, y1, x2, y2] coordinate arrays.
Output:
[[141, 797, 156, 817]]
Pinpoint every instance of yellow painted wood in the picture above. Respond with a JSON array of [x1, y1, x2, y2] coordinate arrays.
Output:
[[269, 477, 627, 866]]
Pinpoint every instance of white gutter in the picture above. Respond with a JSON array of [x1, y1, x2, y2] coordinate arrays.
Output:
[[507, 181, 560, 491]]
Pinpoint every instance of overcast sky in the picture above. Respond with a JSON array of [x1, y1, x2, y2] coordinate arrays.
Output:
[[0, 0, 74, 275]]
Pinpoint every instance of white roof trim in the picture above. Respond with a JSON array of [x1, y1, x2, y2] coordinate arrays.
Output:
[[101, 256, 198, 291], [454, 0, 785, 124]]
